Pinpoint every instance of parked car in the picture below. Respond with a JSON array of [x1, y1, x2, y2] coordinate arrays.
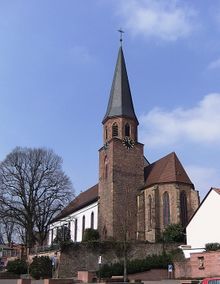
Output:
[[201, 278, 220, 284]]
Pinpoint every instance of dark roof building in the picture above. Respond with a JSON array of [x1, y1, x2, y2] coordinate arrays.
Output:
[[50, 45, 200, 243]]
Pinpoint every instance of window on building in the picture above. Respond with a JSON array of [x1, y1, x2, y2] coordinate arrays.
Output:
[[74, 219, 78, 242], [125, 123, 130, 137], [82, 215, 86, 238], [148, 195, 152, 229], [51, 229, 54, 244], [91, 212, 94, 229], [163, 192, 170, 226], [198, 256, 204, 269], [105, 127, 108, 140], [180, 191, 188, 227], [112, 123, 118, 137], [104, 156, 108, 179]]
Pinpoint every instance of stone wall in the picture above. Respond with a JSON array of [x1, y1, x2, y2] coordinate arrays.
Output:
[[58, 242, 178, 278], [175, 251, 220, 279]]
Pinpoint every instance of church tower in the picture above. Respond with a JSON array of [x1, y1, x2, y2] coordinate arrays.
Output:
[[98, 46, 145, 240]]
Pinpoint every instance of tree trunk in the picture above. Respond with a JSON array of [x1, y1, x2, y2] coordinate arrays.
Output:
[[123, 242, 127, 282]]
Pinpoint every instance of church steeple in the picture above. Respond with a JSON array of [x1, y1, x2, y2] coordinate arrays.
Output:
[[98, 44, 144, 241], [102, 47, 138, 124]]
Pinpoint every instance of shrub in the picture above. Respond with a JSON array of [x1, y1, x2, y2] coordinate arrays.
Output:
[[6, 259, 27, 275], [82, 228, 100, 242], [162, 223, 185, 243], [98, 253, 172, 278], [30, 256, 52, 279], [205, 243, 220, 251], [169, 248, 185, 262]]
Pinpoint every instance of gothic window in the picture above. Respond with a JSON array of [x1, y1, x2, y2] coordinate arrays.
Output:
[[148, 195, 152, 229], [74, 219, 78, 242], [180, 191, 188, 227], [104, 156, 108, 179], [125, 123, 130, 137], [91, 212, 94, 229], [82, 215, 85, 238], [112, 122, 118, 137], [163, 192, 170, 226], [51, 229, 54, 244]]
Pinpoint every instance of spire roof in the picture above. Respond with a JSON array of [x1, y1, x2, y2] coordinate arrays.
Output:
[[103, 46, 138, 124]]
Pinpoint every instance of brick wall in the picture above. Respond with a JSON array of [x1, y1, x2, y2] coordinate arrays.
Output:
[[58, 242, 178, 278], [175, 251, 220, 279]]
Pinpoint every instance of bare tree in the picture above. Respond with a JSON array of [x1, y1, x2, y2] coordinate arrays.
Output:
[[0, 217, 15, 245], [115, 187, 137, 282], [0, 147, 73, 249]]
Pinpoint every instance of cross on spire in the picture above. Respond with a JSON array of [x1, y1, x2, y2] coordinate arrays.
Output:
[[118, 29, 124, 45]]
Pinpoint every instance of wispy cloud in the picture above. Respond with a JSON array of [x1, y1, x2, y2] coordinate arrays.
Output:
[[117, 0, 197, 41], [186, 165, 220, 199], [139, 93, 220, 147], [208, 58, 220, 70]]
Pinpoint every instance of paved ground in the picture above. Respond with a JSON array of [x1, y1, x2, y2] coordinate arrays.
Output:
[[0, 280, 44, 284], [143, 281, 182, 284]]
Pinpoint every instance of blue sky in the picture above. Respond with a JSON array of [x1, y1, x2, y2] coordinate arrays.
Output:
[[0, 0, 220, 199]]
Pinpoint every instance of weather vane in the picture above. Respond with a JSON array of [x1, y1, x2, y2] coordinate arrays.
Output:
[[118, 29, 125, 45]]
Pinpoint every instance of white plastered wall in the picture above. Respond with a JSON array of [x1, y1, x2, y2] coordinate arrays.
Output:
[[186, 190, 220, 248], [48, 201, 98, 245]]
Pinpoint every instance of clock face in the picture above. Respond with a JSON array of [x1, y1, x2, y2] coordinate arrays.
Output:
[[122, 137, 135, 149]]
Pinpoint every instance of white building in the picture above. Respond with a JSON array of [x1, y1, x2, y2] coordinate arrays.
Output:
[[186, 187, 220, 249], [48, 185, 98, 244]]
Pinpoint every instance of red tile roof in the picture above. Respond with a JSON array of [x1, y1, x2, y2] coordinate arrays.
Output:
[[51, 152, 194, 223], [213, 188, 220, 195], [144, 152, 194, 188], [51, 184, 98, 223]]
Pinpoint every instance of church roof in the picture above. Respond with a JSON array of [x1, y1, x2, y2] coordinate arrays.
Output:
[[51, 184, 98, 223], [144, 152, 194, 188], [51, 152, 194, 224], [102, 46, 138, 124]]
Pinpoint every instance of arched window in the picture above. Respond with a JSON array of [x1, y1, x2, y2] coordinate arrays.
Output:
[[74, 219, 78, 242], [148, 195, 152, 229], [82, 215, 85, 238], [163, 192, 170, 226], [51, 229, 54, 244], [180, 191, 188, 227], [91, 212, 94, 229], [112, 123, 118, 137], [125, 123, 130, 137], [104, 156, 108, 179]]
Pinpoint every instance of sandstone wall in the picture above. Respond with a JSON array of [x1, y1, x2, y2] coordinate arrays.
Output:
[[58, 242, 178, 278]]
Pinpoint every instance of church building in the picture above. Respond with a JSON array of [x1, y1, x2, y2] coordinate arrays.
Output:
[[48, 46, 200, 244]]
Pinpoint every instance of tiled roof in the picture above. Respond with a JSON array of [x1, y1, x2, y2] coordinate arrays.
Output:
[[213, 188, 220, 195], [144, 152, 194, 188], [51, 184, 98, 223], [51, 152, 194, 223]]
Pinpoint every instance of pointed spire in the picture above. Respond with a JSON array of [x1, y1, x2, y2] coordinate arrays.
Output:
[[102, 47, 138, 124]]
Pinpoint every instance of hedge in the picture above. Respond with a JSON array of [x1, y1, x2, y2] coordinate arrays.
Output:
[[98, 253, 172, 278]]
